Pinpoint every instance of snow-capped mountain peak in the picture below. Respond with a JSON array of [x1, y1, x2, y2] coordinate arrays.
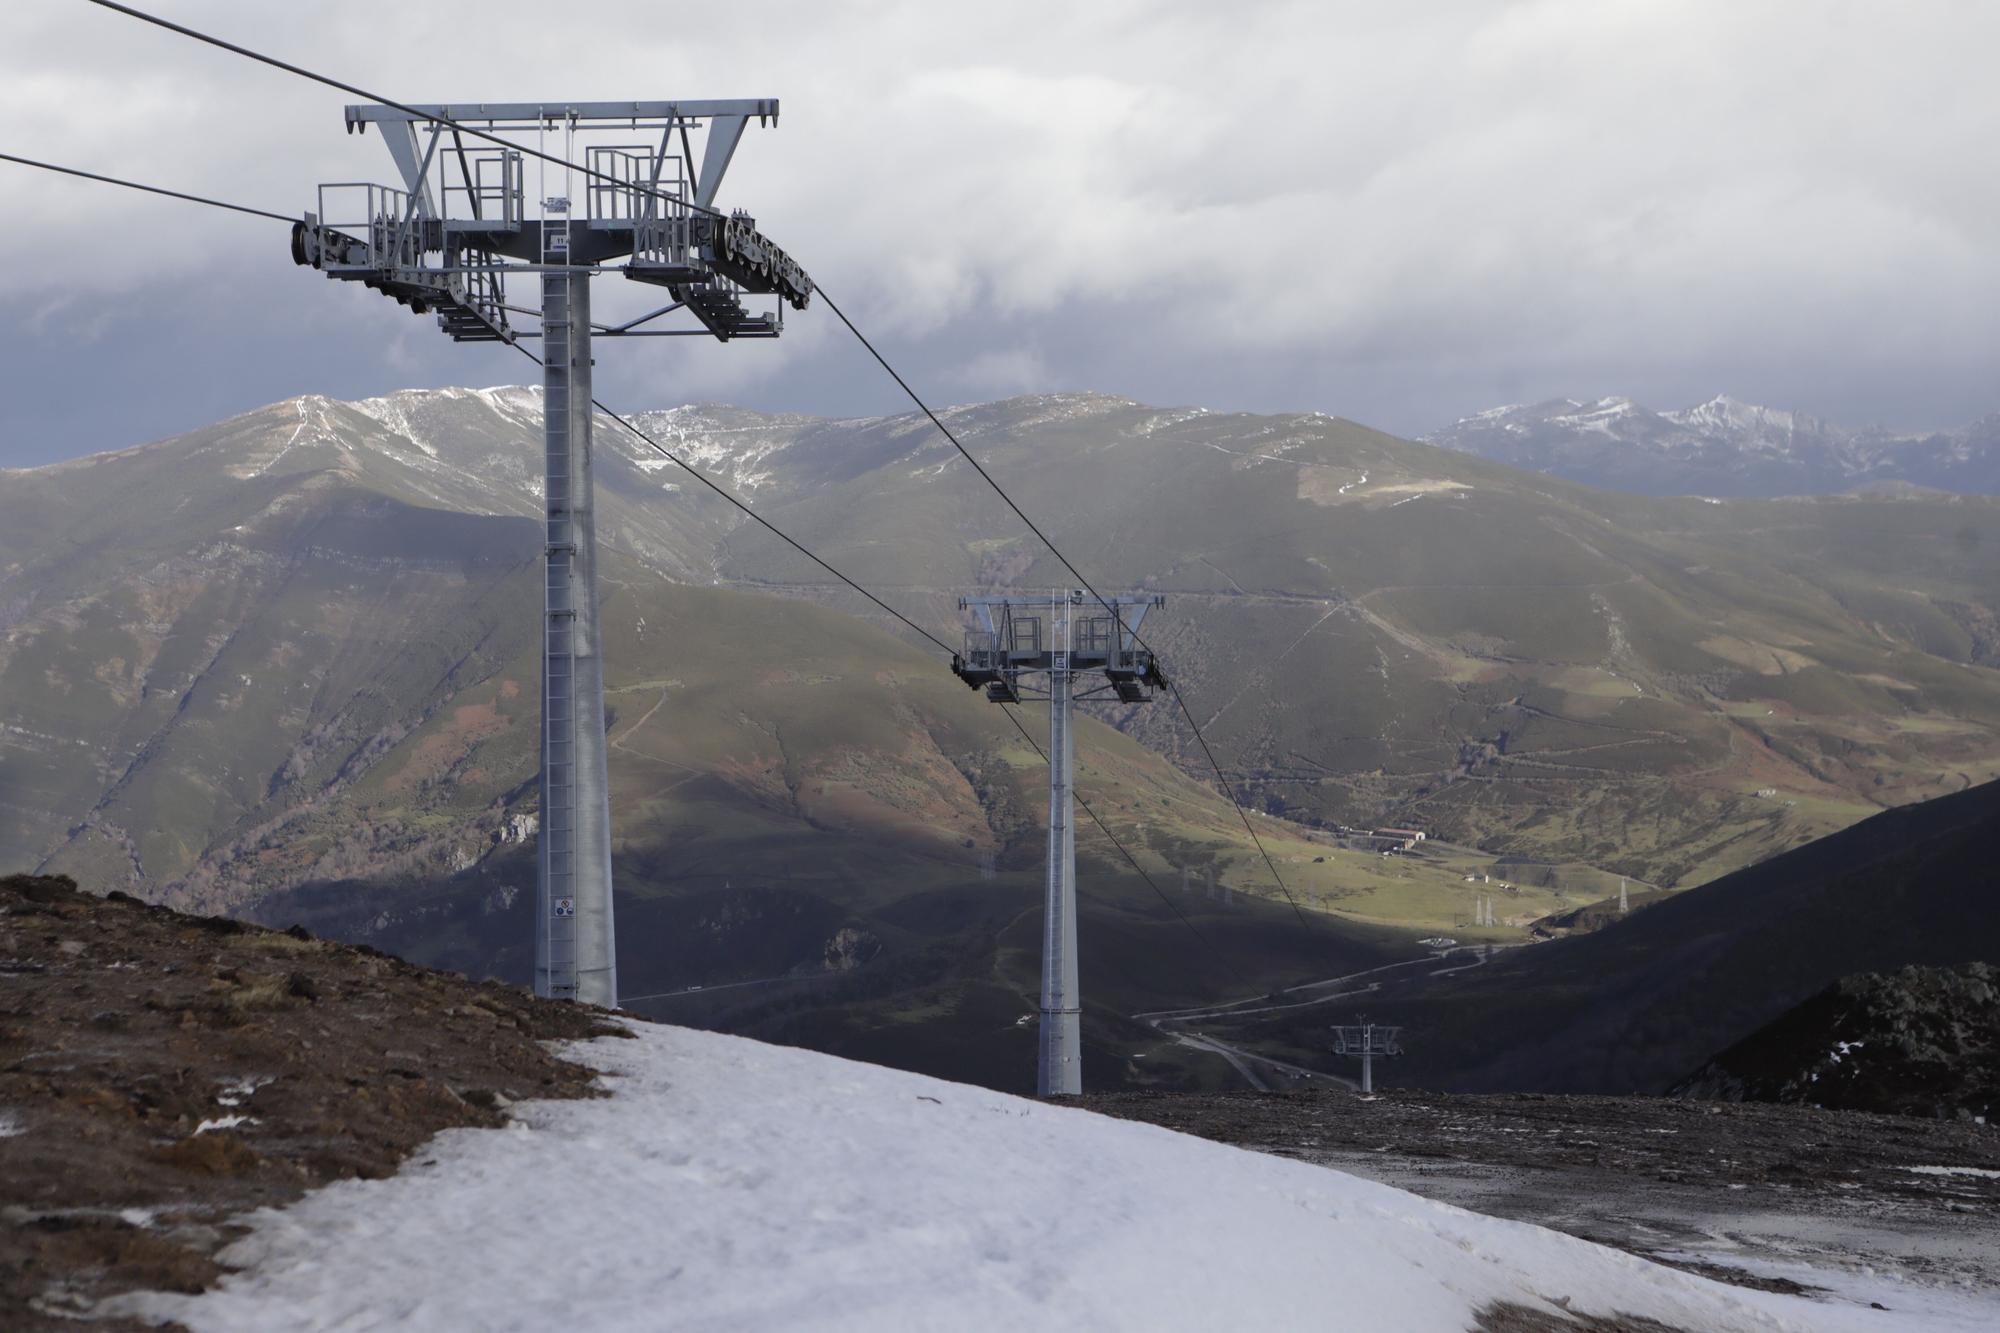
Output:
[[1426, 395, 2000, 498], [1661, 396, 1828, 453]]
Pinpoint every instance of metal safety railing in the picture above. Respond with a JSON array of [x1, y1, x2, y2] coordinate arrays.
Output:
[[584, 145, 681, 222], [314, 182, 433, 271], [441, 148, 524, 229]]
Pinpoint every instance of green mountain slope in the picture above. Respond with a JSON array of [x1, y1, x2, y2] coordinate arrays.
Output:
[[696, 393, 2000, 885], [10, 387, 2000, 896], [5, 385, 2000, 1094], [0, 400, 1451, 1091]]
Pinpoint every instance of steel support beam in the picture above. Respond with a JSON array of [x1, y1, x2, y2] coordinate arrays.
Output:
[[536, 269, 618, 1008], [348, 99, 779, 130], [1039, 594, 1082, 1096]]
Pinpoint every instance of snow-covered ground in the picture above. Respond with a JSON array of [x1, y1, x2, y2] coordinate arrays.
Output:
[[126, 1024, 1991, 1332]]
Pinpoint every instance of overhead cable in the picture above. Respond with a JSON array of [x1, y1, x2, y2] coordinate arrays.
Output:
[[0, 146, 945, 656], [814, 284, 1332, 954], [999, 704, 1250, 987], [0, 149, 293, 222], [70, 9, 1347, 951], [0, 144, 1257, 993], [81, 0, 733, 220]]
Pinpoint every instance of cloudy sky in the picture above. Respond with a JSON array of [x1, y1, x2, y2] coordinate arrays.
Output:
[[3, 0, 1995, 466]]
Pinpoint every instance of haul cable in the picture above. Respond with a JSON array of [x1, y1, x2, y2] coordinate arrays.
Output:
[[815, 284, 1333, 957], [0, 145, 1256, 994], [81, 0, 735, 221]]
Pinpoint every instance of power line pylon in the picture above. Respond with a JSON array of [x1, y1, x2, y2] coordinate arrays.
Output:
[[295, 100, 811, 1008], [953, 590, 1167, 1095]]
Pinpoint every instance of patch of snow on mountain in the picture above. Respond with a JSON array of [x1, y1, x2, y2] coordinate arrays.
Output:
[[1551, 397, 1641, 439], [1001, 392, 1137, 431], [123, 1023, 1968, 1333], [473, 385, 544, 423], [620, 406, 799, 492], [1663, 395, 1819, 454], [351, 391, 443, 459], [1132, 406, 1211, 437], [246, 397, 350, 478]]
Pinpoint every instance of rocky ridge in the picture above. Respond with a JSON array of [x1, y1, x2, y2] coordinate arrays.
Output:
[[1672, 963, 2000, 1122]]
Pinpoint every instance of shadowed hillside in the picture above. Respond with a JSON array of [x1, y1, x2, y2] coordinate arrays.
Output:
[[1215, 777, 2000, 1096], [1672, 963, 2000, 1121]]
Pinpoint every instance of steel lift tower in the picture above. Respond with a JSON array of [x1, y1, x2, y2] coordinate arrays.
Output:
[[294, 101, 812, 1007], [1331, 1020, 1403, 1095], [952, 591, 1168, 1094]]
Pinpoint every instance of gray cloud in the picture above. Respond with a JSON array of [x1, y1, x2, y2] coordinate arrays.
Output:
[[3, 0, 1995, 467]]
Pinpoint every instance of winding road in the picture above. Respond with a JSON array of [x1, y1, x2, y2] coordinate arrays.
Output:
[[1135, 943, 1522, 1091]]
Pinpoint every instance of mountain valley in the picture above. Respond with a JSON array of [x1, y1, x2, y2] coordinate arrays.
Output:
[[5, 387, 2000, 1090]]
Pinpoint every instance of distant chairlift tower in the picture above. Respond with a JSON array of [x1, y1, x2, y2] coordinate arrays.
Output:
[[1330, 1020, 1403, 1095], [951, 591, 1168, 1095], [293, 100, 813, 1007]]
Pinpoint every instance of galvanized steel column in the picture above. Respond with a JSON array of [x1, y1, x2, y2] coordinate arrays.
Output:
[[1039, 593, 1081, 1095], [536, 267, 618, 1007]]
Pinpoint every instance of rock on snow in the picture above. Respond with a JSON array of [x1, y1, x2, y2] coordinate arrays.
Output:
[[127, 1024, 1976, 1332]]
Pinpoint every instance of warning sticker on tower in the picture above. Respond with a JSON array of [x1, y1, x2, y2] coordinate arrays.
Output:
[[554, 897, 575, 917]]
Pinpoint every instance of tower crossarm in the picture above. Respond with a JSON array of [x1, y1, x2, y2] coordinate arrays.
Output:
[[294, 98, 810, 345], [954, 592, 1166, 703]]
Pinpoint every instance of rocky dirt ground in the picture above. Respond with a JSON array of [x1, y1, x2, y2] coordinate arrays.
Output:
[[0, 874, 627, 1330], [1088, 1086, 2000, 1320]]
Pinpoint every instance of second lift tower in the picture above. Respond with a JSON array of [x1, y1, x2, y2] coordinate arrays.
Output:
[[952, 590, 1168, 1094]]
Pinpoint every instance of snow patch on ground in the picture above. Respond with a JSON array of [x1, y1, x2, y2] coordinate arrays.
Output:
[[1653, 1249, 1996, 1331], [193, 1115, 258, 1136], [216, 1075, 274, 1108], [1907, 1165, 2000, 1180], [0, 1109, 24, 1137], [125, 1024, 1969, 1332]]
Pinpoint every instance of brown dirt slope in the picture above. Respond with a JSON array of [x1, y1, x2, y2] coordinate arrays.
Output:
[[0, 873, 629, 1329]]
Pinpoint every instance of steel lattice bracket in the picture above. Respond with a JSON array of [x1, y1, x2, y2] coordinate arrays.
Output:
[[293, 100, 812, 344]]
